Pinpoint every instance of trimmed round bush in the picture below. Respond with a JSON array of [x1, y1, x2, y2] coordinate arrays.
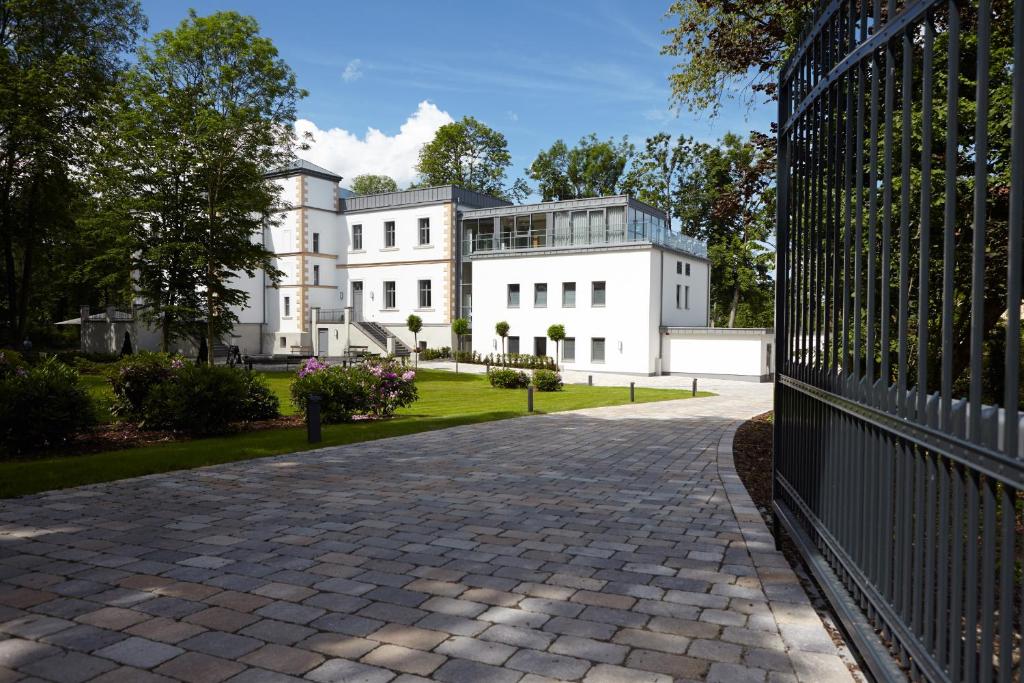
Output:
[[109, 351, 178, 421], [143, 365, 245, 434], [0, 355, 95, 456], [532, 369, 563, 392], [488, 368, 530, 389], [238, 371, 280, 421]]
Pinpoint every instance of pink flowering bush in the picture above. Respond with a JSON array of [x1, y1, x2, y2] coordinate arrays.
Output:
[[290, 357, 418, 422]]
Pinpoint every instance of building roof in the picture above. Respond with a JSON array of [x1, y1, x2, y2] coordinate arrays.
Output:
[[341, 185, 511, 213], [56, 310, 133, 326], [461, 194, 668, 220], [266, 159, 343, 182]]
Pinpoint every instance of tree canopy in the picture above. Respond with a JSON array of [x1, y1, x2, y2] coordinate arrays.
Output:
[[416, 116, 527, 200], [349, 174, 398, 195], [527, 134, 633, 201]]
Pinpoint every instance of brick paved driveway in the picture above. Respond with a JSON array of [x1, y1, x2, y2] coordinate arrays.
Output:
[[0, 387, 853, 682]]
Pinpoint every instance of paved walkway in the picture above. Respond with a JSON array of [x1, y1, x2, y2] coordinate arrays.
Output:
[[0, 388, 853, 682]]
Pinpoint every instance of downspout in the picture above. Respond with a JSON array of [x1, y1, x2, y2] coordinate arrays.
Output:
[[657, 249, 664, 374]]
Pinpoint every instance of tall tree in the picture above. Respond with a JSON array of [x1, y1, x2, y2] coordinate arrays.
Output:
[[621, 133, 693, 218], [349, 174, 398, 195], [674, 132, 775, 328], [527, 134, 633, 201], [0, 0, 145, 341], [95, 11, 303, 360], [416, 116, 527, 200]]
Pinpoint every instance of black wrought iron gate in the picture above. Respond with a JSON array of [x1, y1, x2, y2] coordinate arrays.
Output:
[[774, 0, 1024, 680]]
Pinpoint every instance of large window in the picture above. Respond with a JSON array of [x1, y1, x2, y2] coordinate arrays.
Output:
[[313, 265, 320, 286], [312, 232, 320, 253], [563, 337, 575, 362], [507, 284, 520, 308], [685, 263, 691, 276], [592, 281, 606, 307], [418, 280, 432, 308], [534, 337, 547, 357], [677, 261, 682, 275], [562, 282, 576, 307], [384, 221, 396, 248], [508, 336, 520, 354], [418, 217, 430, 245], [352, 224, 363, 250], [684, 285, 690, 310], [591, 337, 605, 363], [283, 296, 291, 317], [384, 281, 396, 309], [676, 284, 682, 309], [534, 283, 547, 307]]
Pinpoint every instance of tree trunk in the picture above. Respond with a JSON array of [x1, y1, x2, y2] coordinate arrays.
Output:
[[727, 284, 740, 328], [161, 314, 170, 353], [206, 260, 215, 365]]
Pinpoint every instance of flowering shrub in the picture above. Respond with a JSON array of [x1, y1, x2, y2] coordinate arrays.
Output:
[[109, 352, 178, 421], [532, 369, 563, 392], [0, 356, 94, 456], [290, 358, 418, 422], [488, 368, 530, 389]]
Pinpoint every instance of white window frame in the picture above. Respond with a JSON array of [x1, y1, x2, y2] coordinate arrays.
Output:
[[507, 283, 520, 308], [383, 281, 396, 309], [351, 224, 363, 251], [534, 283, 547, 308], [562, 282, 576, 308], [312, 232, 320, 253], [418, 217, 431, 245], [313, 265, 320, 286], [384, 220, 396, 248], [591, 337, 606, 363], [283, 296, 291, 318], [418, 279, 432, 309], [563, 337, 576, 362], [591, 281, 606, 307]]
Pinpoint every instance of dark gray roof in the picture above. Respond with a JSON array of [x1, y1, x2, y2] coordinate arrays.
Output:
[[266, 159, 343, 182], [341, 185, 510, 213], [461, 194, 668, 220]]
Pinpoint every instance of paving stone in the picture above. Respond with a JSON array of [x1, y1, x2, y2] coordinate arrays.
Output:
[[41, 624, 127, 652], [687, 638, 744, 664], [414, 613, 488, 637], [90, 665, 177, 682], [612, 628, 690, 655], [361, 644, 446, 676], [184, 606, 260, 632], [435, 636, 516, 665], [550, 635, 628, 665], [179, 631, 263, 659], [237, 619, 314, 645], [18, 650, 116, 683], [253, 601, 324, 625], [299, 633, 378, 659], [506, 649, 590, 680], [368, 623, 448, 650], [126, 617, 206, 644], [306, 658, 395, 683], [433, 658, 522, 683], [94, 636, 183, 668], [240, 644, 324, 675], [0, 614, 74, 639], [155, 652, 246, 683], [419, 597, 487, 618], [625, 649, 710, 679], [541, 616, 616, 640], [582, 664, 673, 683], [479, 624, 554, 651], [707, 661, 769, 683]]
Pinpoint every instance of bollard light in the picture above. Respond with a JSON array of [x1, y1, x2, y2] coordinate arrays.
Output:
[[630, 382, 635, 402], [692, 378, 698, 396], [527, 385, 534, 412], [307, 394, 322, 444], [588, 375, 593, 386]]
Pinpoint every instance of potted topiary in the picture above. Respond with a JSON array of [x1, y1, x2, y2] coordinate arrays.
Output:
[[451, 318, 470, 373], [547, 324, 565, 370], [407, 314, 423, 367], [495, 321, 510, 355]]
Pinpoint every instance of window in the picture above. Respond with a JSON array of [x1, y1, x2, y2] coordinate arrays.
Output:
[[280, 336, 287, 349], [685, 263, 691, 276], [312, 232, 320, 253], [418, 217, 430, 245], [591, 337, 606, 363], [534, 337, 547, 357], [677, 261, 682, 274], [383, 281, 396, 309], [384, 221, 396, 248], [507, 284, 520, 308], [508, 336, 520, 355], [313, 265, 320, 286], [592, 281, 606, 307], [562, 282, 576, 307], [563, 337, 575, 362], [418, 279, 432, 308], [534, 283, 547, 307], [352, 224, 363, 250], [685, 285, 690, 310], [676, 285, 682, 309], [283, 296, 291, 317]]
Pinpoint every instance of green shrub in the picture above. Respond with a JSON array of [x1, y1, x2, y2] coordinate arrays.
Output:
[[488, 368, 530, 389], [109, 352, 179, 421], [143, 365, 246, 435], [419, 347, 451, 361], [290, 358, 418, 422], [239, 371, 280, 421], [532, 369, 563, 392], [0, 357, 95, 456]]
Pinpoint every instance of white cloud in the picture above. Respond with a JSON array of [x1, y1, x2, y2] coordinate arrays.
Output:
[[506, 111, 519, 122], [294, 101, 453, 188], [341, 59, 363, 82]]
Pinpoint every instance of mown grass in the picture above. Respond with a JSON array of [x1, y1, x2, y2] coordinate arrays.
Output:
[[2, 369, 711, 498]]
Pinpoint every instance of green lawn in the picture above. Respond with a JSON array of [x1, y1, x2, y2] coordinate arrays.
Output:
[[3, 369, 710, 498]]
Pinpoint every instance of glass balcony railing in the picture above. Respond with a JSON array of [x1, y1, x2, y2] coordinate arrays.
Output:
[[464, 221, 708, 259]]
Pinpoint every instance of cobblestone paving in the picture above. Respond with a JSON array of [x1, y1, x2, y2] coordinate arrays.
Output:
[[0, 387, 854, 682]]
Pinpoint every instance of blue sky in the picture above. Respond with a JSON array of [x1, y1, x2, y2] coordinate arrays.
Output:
[[141, 0, 774, 192]]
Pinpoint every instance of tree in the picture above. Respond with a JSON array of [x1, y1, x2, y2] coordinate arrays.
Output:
[[451, 318, 470, 373], [406, 314, 422, 367], [350, 174, 398, 195], [96, 11, 303, 361], [0, 0, 146, 341], [547, 324, 565, 370], [416, 116, 527, 200], [661, 0, 813, 113], [495, 320, 510, 354], [674, 132, 775, 328], [527, 134, 633, 201], [621, 133, 693, 219]]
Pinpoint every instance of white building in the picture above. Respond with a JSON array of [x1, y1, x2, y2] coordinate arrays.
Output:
[[78, 160, 774, 380]]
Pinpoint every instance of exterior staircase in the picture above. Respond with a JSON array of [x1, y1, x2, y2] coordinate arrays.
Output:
[[354, 320, 411, 358]]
